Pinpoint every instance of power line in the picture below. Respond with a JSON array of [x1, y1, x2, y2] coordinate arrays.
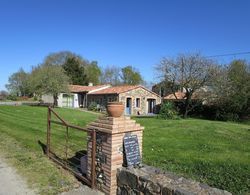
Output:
[[206, 51, 250, 58]]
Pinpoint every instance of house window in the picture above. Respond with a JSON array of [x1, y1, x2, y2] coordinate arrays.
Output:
[[135, 98, 140, 108]]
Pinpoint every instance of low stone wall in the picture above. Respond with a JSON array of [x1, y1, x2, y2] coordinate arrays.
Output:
[[117, 165, 231, 195]]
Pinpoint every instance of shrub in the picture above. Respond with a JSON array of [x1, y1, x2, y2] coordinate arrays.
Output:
[[159, 102, 179, 119], [7, 94, 17, 101], [88, 102, 98, 111]]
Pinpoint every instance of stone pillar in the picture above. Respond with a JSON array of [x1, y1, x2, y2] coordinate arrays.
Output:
[[87, 116, 144, 195]]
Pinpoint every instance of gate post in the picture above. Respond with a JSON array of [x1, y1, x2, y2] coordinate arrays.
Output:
[[46, 107, 51, 157], [87, 116, 144, 195]]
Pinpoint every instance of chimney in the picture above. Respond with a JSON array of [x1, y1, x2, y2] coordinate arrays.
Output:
[[88, 82, 93, 86]]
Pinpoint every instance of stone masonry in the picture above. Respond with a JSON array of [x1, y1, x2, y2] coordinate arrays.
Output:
[[117, 165, 232, 195], [119, 87, 161, 115]]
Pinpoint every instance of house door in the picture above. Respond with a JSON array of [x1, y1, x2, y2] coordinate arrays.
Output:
[[147, 99, 156, 114], [126, 98, 132, 115], [62, 94, 74, 107]]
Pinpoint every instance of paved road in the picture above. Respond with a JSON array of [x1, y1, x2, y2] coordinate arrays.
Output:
[[0, 158, 36, 195]]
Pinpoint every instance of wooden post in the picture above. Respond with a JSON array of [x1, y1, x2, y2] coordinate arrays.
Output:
[[47, 107, 51, 157]]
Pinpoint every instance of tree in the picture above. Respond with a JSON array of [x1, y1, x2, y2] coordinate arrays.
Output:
[[120, 66, 143, 85], [30, 64, 70, 106], [44, 51, 100, 85], [85, 61, 101, 85], [44, 51, 75, 66], [5, 68, 30, 96], [212, 60, 250, 120], [62, 56, 87, 85], [156, 53, 216, 118], [100, 66, 121, 85]]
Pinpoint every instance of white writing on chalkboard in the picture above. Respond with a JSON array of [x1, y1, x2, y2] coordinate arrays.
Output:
[[123, 134, 141, 166]]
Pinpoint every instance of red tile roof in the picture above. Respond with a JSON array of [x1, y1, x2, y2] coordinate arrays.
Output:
[[69, 85, 110, 93], [89, 85, 141, 94]]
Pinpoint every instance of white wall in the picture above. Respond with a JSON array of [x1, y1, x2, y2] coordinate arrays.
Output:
[[57, 93, 63, 107], [73, 94, 79, 108]]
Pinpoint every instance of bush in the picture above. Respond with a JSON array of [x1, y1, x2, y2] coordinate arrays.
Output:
[[159, 102, 179, 119], [88, 102, 98, 111], [7, 94, 17, 101]]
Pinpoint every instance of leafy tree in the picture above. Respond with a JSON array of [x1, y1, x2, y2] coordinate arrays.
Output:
[[120, 65, 143, 85], [30, 64, 70, 106], [159, 102, 178, 119], [100, 65, 121, 85], [156, 53, 216, 118], [212, 60, 250, 120], [44, 51, 75, 66], [62, 56, 87, 85], [5, 68, 31, 96], [44, 51, 100, 85], [85, 61, 101, 85]]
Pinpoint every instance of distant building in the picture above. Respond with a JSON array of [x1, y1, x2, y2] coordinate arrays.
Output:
[[42, 84, 161, 115]]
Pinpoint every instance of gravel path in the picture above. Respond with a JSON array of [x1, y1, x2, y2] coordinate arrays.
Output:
[[0, 157, 103, 195], [0, 158, 36, 195]]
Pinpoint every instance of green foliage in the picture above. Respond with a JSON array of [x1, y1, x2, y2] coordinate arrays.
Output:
[[44, 51, 101, 85], [121, 65, 143, 85], [6, 94, 17, 101], [212, 59, 250, 120], [159, 102, 178, 119], [30, 64, 70, 106], [85, 61, 101, 85], [62, 56, 87, 85], [87, 101, 98, 111], [5, 68, 31, 96]]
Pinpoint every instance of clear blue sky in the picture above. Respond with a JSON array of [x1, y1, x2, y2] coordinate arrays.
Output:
[[1, 0, 250, 90]]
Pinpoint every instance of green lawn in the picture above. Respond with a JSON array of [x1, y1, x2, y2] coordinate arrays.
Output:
[[135, 117, 250, 194], [0, 105, 98, 194], [0, 106, 249, 194]]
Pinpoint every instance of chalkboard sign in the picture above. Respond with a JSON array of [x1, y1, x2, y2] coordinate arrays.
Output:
[[123, 134, 141, 166]]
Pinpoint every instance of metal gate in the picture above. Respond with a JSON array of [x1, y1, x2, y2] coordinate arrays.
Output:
[[46, 107, 96, 188]]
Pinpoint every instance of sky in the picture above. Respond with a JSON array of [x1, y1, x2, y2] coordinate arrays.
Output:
[[0, 0, 250, 90]]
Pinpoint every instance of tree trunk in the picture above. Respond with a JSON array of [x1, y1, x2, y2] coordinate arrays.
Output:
[[53, 94, 58, 107], [184, 108, 189, 118], [183, 90, 192, 118]]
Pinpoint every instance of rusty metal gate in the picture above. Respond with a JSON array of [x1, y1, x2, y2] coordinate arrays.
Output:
[[46, 107, 96, 188]]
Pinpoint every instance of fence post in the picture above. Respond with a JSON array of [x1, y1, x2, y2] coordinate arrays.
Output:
[[65, 126, 69, 160], [91, 129, 96, 189], [47, 107, 51, 157]]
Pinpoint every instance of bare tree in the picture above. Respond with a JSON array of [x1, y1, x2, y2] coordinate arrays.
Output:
[[100, 65, 121, 85], [156, 53, 216, 118]]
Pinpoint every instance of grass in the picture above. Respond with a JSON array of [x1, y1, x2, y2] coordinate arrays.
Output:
[[0, 105, 98, 194], [135, 117, 250, 194], [0, 106, 249, 194]]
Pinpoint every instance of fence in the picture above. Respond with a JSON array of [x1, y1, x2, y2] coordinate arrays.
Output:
[[46, 107, 96, 188]]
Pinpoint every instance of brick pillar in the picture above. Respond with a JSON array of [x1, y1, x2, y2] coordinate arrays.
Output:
[[87, 116, 144, 195]]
